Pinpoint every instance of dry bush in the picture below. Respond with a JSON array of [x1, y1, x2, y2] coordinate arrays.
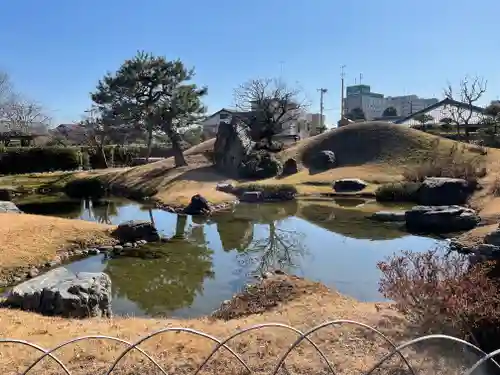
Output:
[[403, 139, 487, 183], [377, 249, 500, 338]]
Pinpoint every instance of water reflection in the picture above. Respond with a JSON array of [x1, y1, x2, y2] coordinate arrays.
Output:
[[20, 196, 444, 317]]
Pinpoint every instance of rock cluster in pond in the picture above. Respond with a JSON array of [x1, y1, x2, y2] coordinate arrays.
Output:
[[112, 220, 160, 243], [333, 178, 368, 193], [0, 201, 22, 214], [405, 205, 480, 233], [370, 205, 481, 233], [5, 268, 112, 318]]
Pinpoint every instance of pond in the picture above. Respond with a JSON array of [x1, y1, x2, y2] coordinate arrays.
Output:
[[16, 196, 445, 318]]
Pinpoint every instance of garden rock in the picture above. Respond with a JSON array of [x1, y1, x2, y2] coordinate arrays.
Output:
[[216, 183, 235, 194], [112, 220, 160, 243], [0, 188, 14, 201], [405, 205, 480, 233], [476, 244, 500, 258], [310, 150, 336, 171], [184, 194, 211, 215], [240, 191, 264, 203], [369, 211, 406, 222], [281, 158, 298, 176], [214, 118, 255, 177], [0, 201, 22, 214], [5, 268, 112, 318], [484, 229, 500, 246], [333, 178, 368, 192], [418, 177, 472, 206]]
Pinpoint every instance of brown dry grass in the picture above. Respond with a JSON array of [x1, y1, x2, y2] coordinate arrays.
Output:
[[0, 213, 116, 269], [0, 276, 468, 375]]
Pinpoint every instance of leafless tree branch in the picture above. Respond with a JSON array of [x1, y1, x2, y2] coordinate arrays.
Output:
[[442, 75, 487, 140], [2, 95, 51, 134], [233, 78, 309, 141]]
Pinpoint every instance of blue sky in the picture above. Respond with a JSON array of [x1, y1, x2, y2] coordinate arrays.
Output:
[[1, 0, 498, 125]]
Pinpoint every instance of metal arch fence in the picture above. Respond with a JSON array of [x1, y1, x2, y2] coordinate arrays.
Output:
[[1, 320, 500, 375]]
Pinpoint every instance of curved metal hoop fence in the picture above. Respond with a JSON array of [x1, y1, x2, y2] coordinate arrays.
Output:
[[1, 320, 499, 375]]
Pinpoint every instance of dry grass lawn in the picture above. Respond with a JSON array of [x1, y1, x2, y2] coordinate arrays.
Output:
[[0, 276, 470, 375], [0, 213, 116, 270]]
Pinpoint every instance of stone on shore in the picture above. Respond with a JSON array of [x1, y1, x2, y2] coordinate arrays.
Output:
[[0, 201, 22, 214], [333, 178, 368, 193], [405, 205, 480, 233], [5, 268, 112, 318], [184, 194, 211, 215], [418, 177, 472, 206], [112, 220, 160, 242]]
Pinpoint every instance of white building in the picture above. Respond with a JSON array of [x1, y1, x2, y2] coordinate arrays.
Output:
[[343, 84, 439, 120], [394, 98, 485, 127]]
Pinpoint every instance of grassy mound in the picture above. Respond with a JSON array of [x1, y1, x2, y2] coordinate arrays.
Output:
[[280, 121, 470, 168]]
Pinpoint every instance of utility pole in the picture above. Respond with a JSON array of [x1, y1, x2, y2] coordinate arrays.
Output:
[[340, 65, 346, 119], [318, 88, 328, 133]]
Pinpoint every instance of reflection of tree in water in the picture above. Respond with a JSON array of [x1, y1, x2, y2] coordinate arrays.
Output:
[[235, 220, 307, 277], [105, 214, 214, 316], [215, 217, 254, 251], [81, 199, 119, 224]]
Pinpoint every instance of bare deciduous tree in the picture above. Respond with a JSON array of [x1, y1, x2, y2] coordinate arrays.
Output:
[[234, 78, 308, 143], [3, 95, 51, 134], [443, 75, 487, 141]]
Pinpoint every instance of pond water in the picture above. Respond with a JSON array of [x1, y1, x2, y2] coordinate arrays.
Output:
[[17, 196, 445, 318]]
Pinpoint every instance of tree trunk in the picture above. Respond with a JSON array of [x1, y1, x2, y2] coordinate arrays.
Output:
[[146, 125, 153, 163], [164, 123, 187, 167]]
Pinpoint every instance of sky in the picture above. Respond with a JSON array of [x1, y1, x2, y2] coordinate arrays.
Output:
[[0, 0, 499, 126]]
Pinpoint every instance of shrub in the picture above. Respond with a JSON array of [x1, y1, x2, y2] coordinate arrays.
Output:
[[64, 177, 107, 199], [375, 181, 421, 202], [0, 147, 80, 174], [239, 151, 283, 179], [378, 249, 500, 341], [403, 139, 487, 184]]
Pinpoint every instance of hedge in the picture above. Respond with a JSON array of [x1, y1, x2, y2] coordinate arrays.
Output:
[[0, 144, 184, 174], [0, 147, 81, 174]]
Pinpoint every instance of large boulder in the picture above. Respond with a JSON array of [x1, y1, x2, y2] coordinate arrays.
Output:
[[405, 205, 480, 233], [281, 158, 298, 176], [213, 118, 255, 177], [0, 201, 22, 213], [310, 150, 336, 171], [184, 194, 211, 215], [333, 178, 368, 193], [5, 268, 111, 318], [239, 151, 283, 179], [112, 220, 160, 242], [418, 177, 473, 206]]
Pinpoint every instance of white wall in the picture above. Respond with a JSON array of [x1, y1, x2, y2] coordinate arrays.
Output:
[[398, 103, 485, 126]]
